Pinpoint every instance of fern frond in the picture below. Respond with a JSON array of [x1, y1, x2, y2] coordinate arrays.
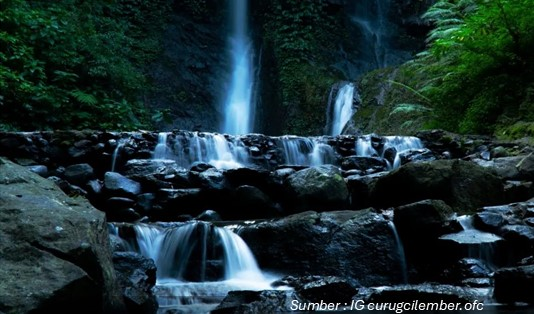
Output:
[[70, 90, 98, 105]]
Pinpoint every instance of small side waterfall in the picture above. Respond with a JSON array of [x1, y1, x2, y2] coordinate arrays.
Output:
[[356, 135, 424, 169], [223, 0, 254, 135], [110, 138, 128, 172], [278, 136, 335, 166], [328, 83, 356, 136], [388, 221, 408, 284], [114, 222, 273, 310]]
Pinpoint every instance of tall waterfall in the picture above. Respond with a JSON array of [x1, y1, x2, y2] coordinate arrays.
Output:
[[352, 0, 392, 71], [328, 83, 356, 136], [223, 0, 254, 135]]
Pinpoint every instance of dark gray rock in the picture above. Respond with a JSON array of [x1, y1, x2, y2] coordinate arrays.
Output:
[[473, 212, 506, 233], [64, 163, 95, 186], [112, 252, 158, 314], [27, 164, 48, 177], [232, 185, 280, 219], [104, 171, 142, 198], [341, 156, 387, 172], [0, 158, 125, 313], [212, 290, 302, 314], [494, 264, 534, 304], [240, 210, 403, 286], [518, 153, 534, 180], [370, 160, 505, 212], [284, 165, 349, 212], [394, 199, 454, 239], [293, 276, 358, 303], [196, 209, 222, 221], [346, 172, 388, 209], [361, 284, 488, 304]]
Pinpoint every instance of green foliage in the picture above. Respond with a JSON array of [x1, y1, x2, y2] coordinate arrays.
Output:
[[262, 0, 343, 134], [0, 0, 170, 130], [414, 0, 534, 134]]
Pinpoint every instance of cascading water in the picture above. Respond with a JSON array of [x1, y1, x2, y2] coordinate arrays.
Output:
[[278, 136, 335, 166], [388, 221, 408, 284], [329, 83, 356, 136], [152, 132, 249, 169], [111, 137, 128, 172], [356, 135, 424, 169], [223, 0, 254, 135], [351, 0, 392, 72], [153, 132, 170, 160], [114, 222, 274, 311], [440, 215, 503, 270]]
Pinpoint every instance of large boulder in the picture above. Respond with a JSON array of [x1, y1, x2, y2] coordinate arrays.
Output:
[[104, 171, 142, 198], [239, 210, 404, 286], [283, 165, 349, 212], [64, 163, 95, 186], [494, 264, 534, 304], [0, 158, 125, 313], [370, 159, 505, 212]]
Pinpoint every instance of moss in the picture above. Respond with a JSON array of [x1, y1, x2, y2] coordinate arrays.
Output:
[[355, 64, 434, 135], [496, 121, 534, 144]]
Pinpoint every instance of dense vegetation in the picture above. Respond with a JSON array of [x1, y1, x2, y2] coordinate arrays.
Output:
[[407, 0, 533, 135], [259, 0, 343, 135], [0, 0, 170, 130]]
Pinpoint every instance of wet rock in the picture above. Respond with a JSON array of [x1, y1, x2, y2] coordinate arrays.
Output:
[[156, 188, 203, 218], [64, 163, 95, 186], [361, 284, 488, 304], [518, 153, 534, 180], [240, 210, 403, 286], [232, 185, 280, 219], [291, 276, 358, 303], [104, 171, 142, 198], [341, 156, 387, 172], [504, 180, 534, 203], [136, 193, 156, 215], [47, 175, 88, 197], [27, 164, 48, 177], [112, 252, 158, 313], [0, 158, 125, 313], [370, 159, 505, 212], [196, 209, 222, 222], [284, 165, 349, 212], [394, 199, 454, 239], [212, 290, 301, 314], [494, 264, 534, 304], [190, 161, 214, 172], [346, 172, 388, 209], [473, 212, 506, 233], [473, 156, 523, 180]]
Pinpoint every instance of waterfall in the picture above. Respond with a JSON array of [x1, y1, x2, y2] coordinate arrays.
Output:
[[388, 221, 408, 284], [114, 222, 273, 309], [329, 83, 355, 136], [351, 0, 392, 71], [223, 0, 254, 135], [356, 135, 423, 169], [440, 215, 502, 270], [153, 132, 170, 160], [278, 136, 335, 166], [111, 137, 128, 172], [151, 132, 249, 169]]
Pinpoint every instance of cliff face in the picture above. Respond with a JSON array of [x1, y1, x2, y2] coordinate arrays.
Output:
[[145, 0, 432, 135]]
